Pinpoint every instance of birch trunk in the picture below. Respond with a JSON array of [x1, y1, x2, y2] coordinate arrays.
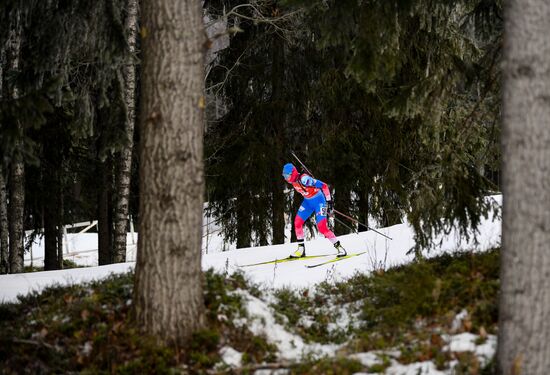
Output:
[[7, 10, 24, 274], [498, 1, 550, 373], [113, 0, 139, 263], [0, 46, 8, 274], [0, 166, 8, 274], [134, 0, 206, 344], [8, 157, 25, 273]]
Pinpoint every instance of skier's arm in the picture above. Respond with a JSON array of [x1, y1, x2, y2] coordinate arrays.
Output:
[[300, 175, 332, 201]]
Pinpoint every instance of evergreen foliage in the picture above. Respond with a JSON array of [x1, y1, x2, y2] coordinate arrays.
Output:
[[0, 0, 137, 269], [205, 0, 502, 252]]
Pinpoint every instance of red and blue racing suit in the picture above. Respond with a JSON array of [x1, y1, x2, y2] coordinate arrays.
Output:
[[291, 173, 337, 244]]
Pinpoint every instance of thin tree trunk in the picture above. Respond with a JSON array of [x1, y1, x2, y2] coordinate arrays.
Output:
[[0, 166, 8, 274], [7, 9, 24, 274], [113, 0, 139, 263], [57, 193, 63, 269], [134, 0, 206, 345], [43, 153, 59, 270], [498, 1, 550, 374], [334, 183, 351, 235], [290, 192, 301, 242], [357, 187, 369, 233], [236, 195, 252, 248], [0, 31, 7, 274], [98, 158, 113, 265], [8, 158, 25, 273], [270, 33, 285, 245], [43, 185, 58, 270]]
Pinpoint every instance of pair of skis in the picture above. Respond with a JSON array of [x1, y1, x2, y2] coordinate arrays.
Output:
[[238, 251, 366, 268]]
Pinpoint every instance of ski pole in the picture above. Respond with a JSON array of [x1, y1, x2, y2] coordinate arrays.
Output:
[[334, 209, 393, 240], [291, 151, 315, 177], [292, 151, 393, 241], [332, 215, 357, 234]]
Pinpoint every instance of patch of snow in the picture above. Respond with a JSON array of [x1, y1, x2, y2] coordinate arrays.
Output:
[[475, 335, 497, 364], [350, 351, 383, 367], [385, 360, 446, 375], [443, 332, 497, 366], [235, 289, 341, 361], [445, 332, 478, 352], [0, 262, 134, 303], [451, 309, 469, 332], [219, 346, 242, 368], [253, 370, 289, 375], [81, 341, 93, 357]]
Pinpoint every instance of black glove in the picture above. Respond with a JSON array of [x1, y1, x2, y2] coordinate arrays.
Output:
[[326, 200, 334, 216]]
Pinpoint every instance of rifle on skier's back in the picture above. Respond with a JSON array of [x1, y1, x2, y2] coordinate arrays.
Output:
[[291, 151, 392, 241]]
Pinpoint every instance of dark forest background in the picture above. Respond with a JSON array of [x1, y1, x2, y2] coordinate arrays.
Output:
[[0, 0, 502, 274]]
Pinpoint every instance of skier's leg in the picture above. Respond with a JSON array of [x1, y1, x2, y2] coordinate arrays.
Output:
[[295, 201, 314, 240], [314, 195, 347, 256], [317, 218, 337, 243], [312, 195, 336, 242], [290, 201, 313, 258], [294, 215, 306, 240]]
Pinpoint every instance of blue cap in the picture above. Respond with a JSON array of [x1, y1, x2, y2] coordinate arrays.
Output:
[[282, 163, 296, 180]]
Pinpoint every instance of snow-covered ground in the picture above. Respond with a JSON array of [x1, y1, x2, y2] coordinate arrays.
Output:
[[2, 195, 501, 303], [0, 195, 502, 374]]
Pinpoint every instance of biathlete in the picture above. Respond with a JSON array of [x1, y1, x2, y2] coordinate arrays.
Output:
[[282, 163, 347, 258]]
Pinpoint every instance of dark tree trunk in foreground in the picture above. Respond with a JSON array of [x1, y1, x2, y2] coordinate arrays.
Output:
[[113, 0, 139, 263], [134, 0, 206, 345], [498, 1, 550, 373]]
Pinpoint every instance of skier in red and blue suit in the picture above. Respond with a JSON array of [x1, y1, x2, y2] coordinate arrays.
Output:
[[282, 163, 347, 258]]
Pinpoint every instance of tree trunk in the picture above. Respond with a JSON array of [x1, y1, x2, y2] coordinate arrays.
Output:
[[43, 181, 58, 270], [357, 188, 369, 233], [134, 0, 206, 345], [290, 192, 301, 242], [498, 1, 550, 374], [0, 166, 8, 274], [7, 10, 24, 274], [236, 195, 252, 248], [113, 0, 139, 263], [98, 158, 113, 265], [57, 193, 63, 269], [0, 33, 7, 274], [270, 33, 285, 245], [8, 158, 25, 273], [43, 148, 60, 270], [334, 183, 352, 235]]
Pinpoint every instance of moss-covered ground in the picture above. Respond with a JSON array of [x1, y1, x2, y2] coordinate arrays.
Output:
[[0, 248, 500, 374]]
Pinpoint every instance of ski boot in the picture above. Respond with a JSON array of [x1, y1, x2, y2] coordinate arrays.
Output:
[[334, 241, 347, 257], [289, 241, 306, 258]]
